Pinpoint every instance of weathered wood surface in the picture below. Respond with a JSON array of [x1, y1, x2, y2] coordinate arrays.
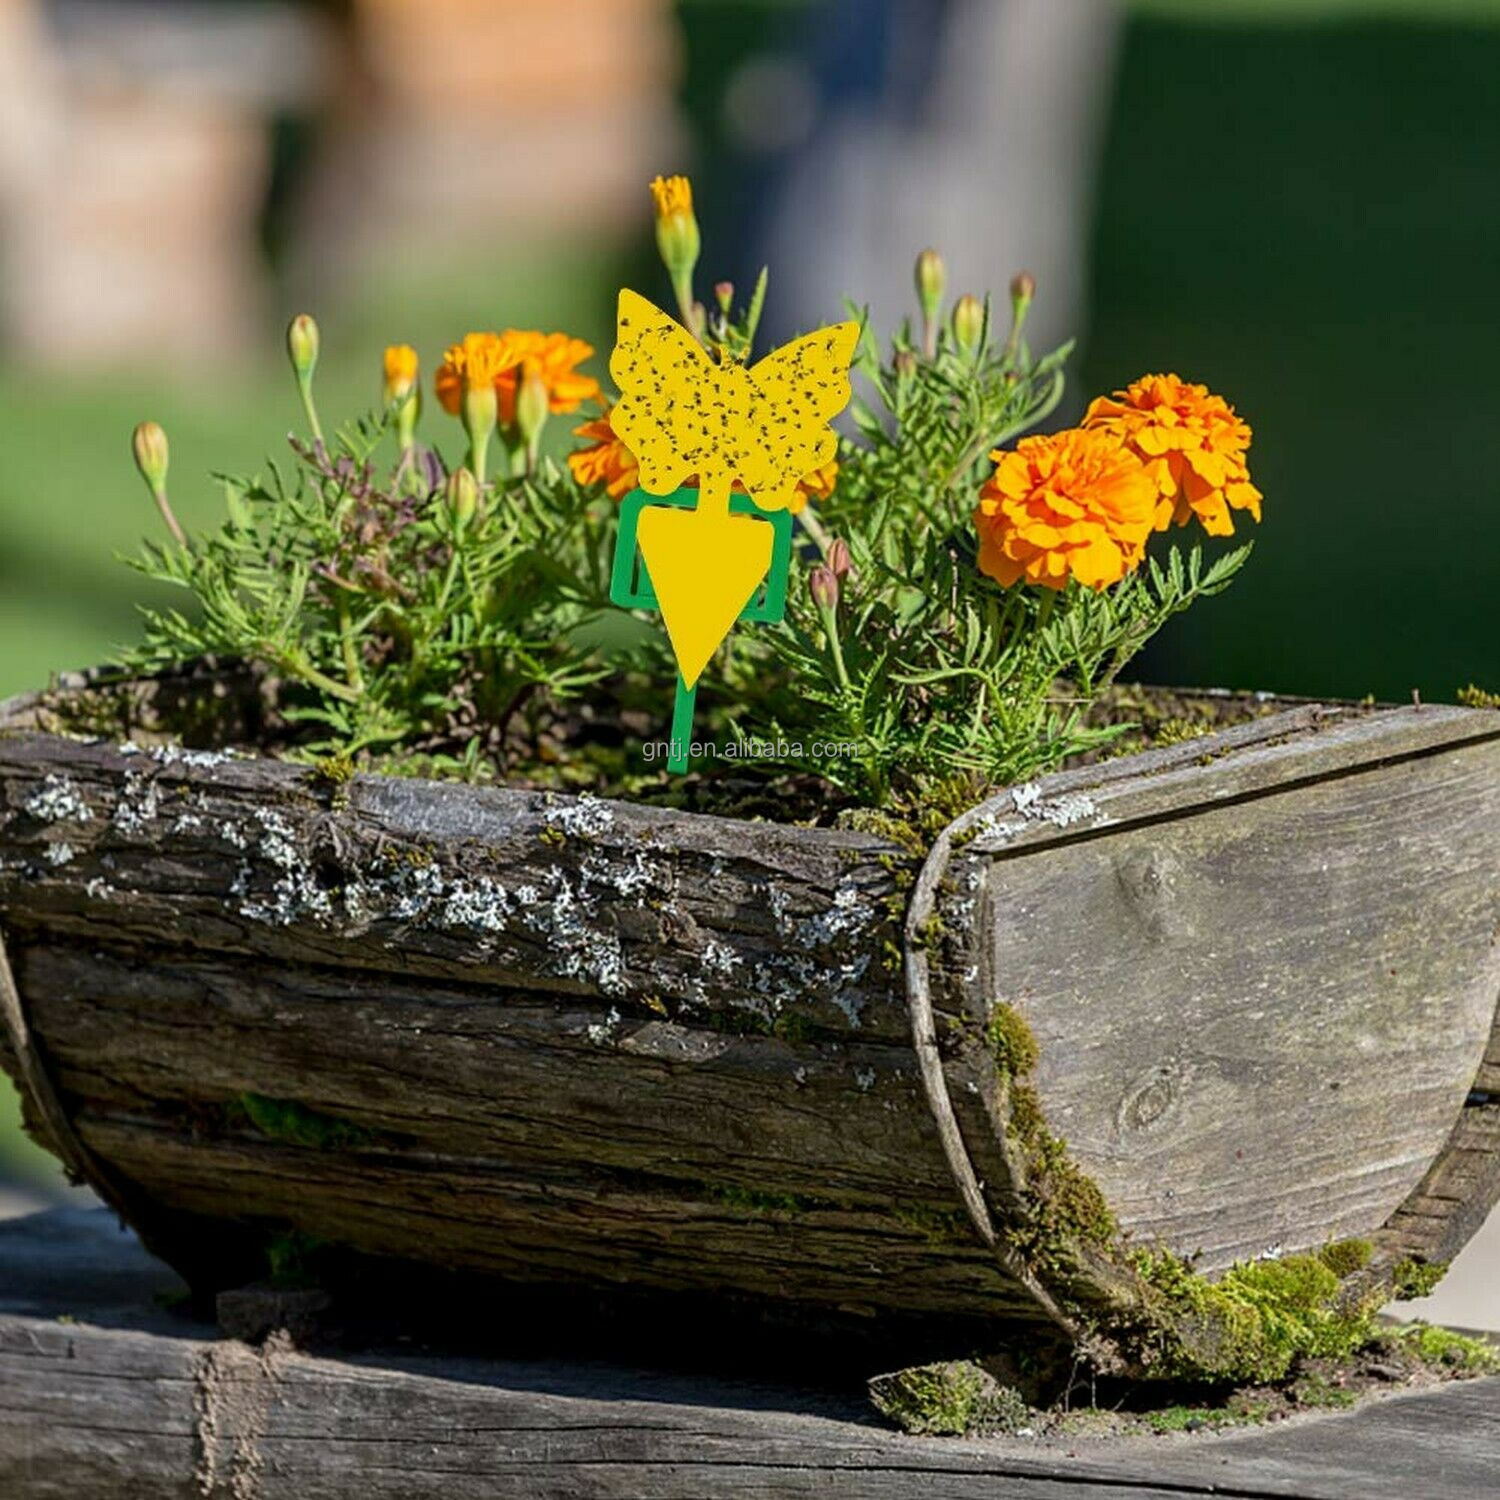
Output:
[[1, 683, 1498, 1345], [3, 1209, 1500, 1500]]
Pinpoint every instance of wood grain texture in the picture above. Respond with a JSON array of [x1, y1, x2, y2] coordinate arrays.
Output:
[[1, 685, 1498, 1349], [3, 1209, 1500, 1500]]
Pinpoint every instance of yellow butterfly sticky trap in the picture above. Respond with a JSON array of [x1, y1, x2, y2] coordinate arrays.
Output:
[[607, 291, 858, 772]]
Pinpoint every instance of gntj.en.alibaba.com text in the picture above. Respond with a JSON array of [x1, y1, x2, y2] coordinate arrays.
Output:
[[640, 737, 859, 764]]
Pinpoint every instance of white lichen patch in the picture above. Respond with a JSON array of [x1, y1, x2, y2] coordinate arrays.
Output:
[[543, 792, 614, 839], [855, 1067, 877, 1091], [110, 771, 161, 834], [44, 842, 75, 866], [24, 775, 90, 825], [974, 783, 1103, 841], [585, 1006, 623, 1045], [151, 745, 239, 769]]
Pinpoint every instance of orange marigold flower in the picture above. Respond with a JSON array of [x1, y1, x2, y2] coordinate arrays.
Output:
[[1084, 373, 1262, 537], [435, 332, 516, 416], [383, 343, 419, 403], [795, 459, 838, 505], [569, 407, 639, 499], [492, 331, 601, 425], [975, 428, 1157, 591]]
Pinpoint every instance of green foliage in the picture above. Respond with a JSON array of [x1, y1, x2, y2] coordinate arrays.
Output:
[[116, 254, 1251, 811], [732, 307, 1253, 805], [121, 409, 615, 767]]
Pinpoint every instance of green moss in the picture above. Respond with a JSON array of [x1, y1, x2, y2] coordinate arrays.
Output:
[[987, 1004, 1041, 1078], [1289, 1371, 1358, 1409], [709, 1184, 829, 1216], [537, 826, 566, 848], [1143, 1402, 1261, 1434], [868, 1361, 1029, 1437], [1388, 1323, 1500, 1374], [1132, 1247, 1382, 1385], [1151, 717, 1213, 747], [238, 1093, 375, 1152], [1391, 1256, 1449, 1300], [1457, 683, 1500, 709], [1317, 1238, 1373, 1278], [307, 750, 355, 790], [891, 1202, 972, 1243]]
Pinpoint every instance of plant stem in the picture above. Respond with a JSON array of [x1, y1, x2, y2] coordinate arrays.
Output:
[[297, 374, 325, 448], [151, 487, 187, 549], [337, 597, 364, 693]]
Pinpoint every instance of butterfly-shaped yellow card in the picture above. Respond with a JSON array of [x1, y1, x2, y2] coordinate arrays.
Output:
[[607, 289, 858, 771]]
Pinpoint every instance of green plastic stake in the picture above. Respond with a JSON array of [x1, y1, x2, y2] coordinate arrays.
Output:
[[610, 486, 793, 772]]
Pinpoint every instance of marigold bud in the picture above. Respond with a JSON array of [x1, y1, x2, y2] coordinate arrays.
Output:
[[892, 349, 918, 379], [287, 314, 320, 378], [132, 421, 169, 496], [714, 281, 734, 315], [1003, 272, 1036, 365], [131, 420, 186, 547], [446, 466, 479, 528], [383, 344, 419, 404], [809, 564, 839, 612], [952, 293, 985, 355], [826, 537, 851, 579], [515, 356, 550, 453], [650, 174, 701, 292], [915, 248, 945, 315]]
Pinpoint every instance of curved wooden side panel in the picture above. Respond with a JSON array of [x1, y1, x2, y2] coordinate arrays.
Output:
[[960, 707, 1500, 1269]]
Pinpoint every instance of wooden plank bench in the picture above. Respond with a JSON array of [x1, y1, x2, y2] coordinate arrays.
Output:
[[1, 1207, 1497, 1498]]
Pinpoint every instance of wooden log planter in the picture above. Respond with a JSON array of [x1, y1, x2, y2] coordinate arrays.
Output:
[[1, 669, 1498, 1380]]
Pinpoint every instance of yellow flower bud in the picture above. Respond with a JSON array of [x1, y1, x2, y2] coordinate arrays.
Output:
[[383, 344, 421, 451], [132, 420, 169, 496], [1003, 271, 1036, 364], [287, 314, 320, 378], [914, 248, 946, 321], [287, 314, 325, 444], [131, 420, 186, 547], [650, 174, 701, 330], [714, 281, 734, 315], [913, 249, 945, 357], [446, 466, 480, 529], [383, 344, 419, 404], [952, 294, 985, 356]]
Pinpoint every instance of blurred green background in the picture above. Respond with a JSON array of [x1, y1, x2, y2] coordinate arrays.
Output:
[[2, 0, 1497, 1192]]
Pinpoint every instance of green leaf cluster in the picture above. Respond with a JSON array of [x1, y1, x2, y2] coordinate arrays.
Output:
[[719, 300, 1254, 804], [121, 410, 619, 772]]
